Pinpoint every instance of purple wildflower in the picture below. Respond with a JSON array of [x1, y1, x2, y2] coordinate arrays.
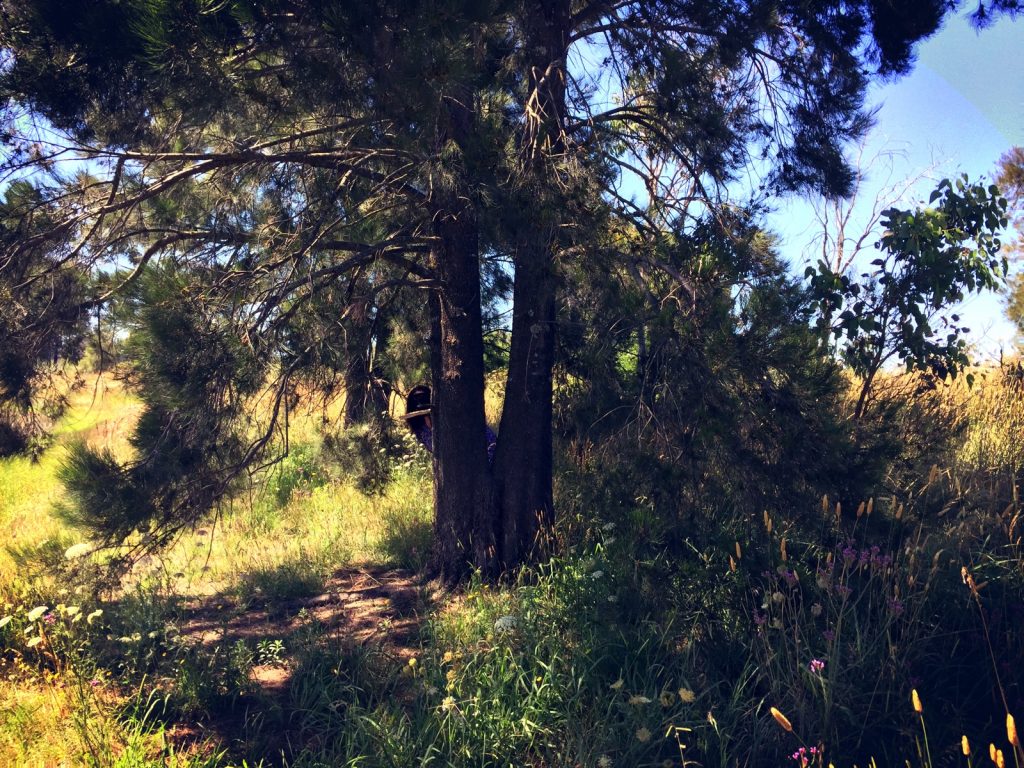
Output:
[[791, 746, 819, 767], [809, 658, 825, 674], [823, 629, 836, 642], [43, 613, 56, 624]]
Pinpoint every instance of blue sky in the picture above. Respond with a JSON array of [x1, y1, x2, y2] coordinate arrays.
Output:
[[768, 13, 1024, 360]]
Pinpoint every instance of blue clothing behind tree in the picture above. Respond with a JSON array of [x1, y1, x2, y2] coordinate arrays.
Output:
[[413, 424, 497, 466]]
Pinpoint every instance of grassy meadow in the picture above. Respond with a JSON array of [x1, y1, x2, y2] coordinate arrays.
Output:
[[1, 369, 1023, 767]]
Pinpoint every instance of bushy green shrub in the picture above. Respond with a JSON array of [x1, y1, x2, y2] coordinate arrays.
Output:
[[264, 442, 328, 507]]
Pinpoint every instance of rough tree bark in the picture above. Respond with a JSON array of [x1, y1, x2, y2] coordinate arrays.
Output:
[[428, 90, 498, 583], [491, 0, 569, 568]]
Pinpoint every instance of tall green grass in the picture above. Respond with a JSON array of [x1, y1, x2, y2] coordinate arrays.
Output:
[[2, 368, 1023, 767]]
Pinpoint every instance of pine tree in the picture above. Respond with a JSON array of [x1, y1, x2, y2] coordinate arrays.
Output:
[[996, 147, 1024, 342], [0, 0, 996, 580]]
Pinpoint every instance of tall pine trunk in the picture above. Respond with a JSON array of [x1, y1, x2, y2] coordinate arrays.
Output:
[[427, 91, 497, 583], [492, 230, 557, 566], [491, 0, 569, 568]]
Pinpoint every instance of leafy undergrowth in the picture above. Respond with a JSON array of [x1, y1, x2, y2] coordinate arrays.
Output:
[[1, 373, 1023, 767]]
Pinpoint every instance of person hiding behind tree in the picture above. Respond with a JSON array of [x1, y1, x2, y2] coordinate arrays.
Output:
[[402, 384, 497, 466]]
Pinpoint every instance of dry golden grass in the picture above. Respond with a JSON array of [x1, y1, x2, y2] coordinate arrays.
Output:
[[0, 376, 141, 586]]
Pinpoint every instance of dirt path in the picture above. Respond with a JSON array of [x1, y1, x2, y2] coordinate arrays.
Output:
[[179, 564, 427, 695]]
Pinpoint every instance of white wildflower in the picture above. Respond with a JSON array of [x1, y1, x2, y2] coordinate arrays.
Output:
[[493, 615, 518, 633], [64, 542, 93, 560], [597, 755, 613, 768], [591, 570, 604, 579], [628, 694, 652, 705], [610, 678, 624, 691], [635, 726, 652, 742], [26, 606, 48, 622], [441, 696, 457, 713]]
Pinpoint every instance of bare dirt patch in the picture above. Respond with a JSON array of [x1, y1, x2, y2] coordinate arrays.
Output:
[[179, 564, 427, 691], [163, 565, 431, 761]]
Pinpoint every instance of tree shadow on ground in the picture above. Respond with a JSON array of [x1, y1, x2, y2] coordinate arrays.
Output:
[[160, 564, 429, 763]]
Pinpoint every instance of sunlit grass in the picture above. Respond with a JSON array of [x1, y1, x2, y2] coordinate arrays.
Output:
[[0, 376, 142, 587], [0, 674, 226, 767], [1, 367, 1021, 766], [155, 469, 430, 600], [0, 371, 432, 597], [0, 677, 83, 766]]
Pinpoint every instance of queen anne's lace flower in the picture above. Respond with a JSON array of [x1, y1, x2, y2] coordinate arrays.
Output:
[[26, 606, 48, 622], [493, 615, 518, 633]]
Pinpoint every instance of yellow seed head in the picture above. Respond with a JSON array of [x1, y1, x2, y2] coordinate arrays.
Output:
[[770, 707, 793, 733], [780, 538, 787, 562], [735, 541, 742, 560], [835, 502, 842, 521], [990, 743, 998, 763], [867, 497, 874, 515], [1008, 713, 1019, 747], [729, 556, 736, 573], [997, 748, 1006, 768], [911, 689, 923, 714], [856, 501, 866, 518], [962, 735, 970, 756], [896, 503, 904, 520]]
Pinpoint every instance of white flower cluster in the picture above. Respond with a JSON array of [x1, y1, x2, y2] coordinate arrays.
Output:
[[493, 615, 518, 633]]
